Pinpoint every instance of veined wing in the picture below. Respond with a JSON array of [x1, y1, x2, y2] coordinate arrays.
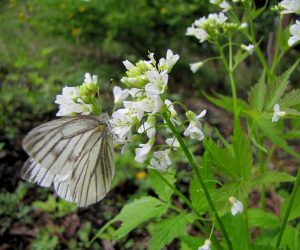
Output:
[[21, 115, 115, 206], [22, 116, 101, 176], [69, 135, 114, 207]]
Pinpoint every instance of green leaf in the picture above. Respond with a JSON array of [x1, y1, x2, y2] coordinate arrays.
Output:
[[257, 114, 300, 158], [249, 244, 279, 250], [280, 187, 300, 221], [149, 169, 176, 203], [248, 72, 266, 112], [265, 60, 299, 110], [148, 213, 194, 250], [280, 89, 300, 108], [203, 92, 248, 114], [180, 235, 204, 250], [281, 226, 300, 250], [253, 171, 295, 186], [112, 196, 168, 239], [248, 208, 279, 229]]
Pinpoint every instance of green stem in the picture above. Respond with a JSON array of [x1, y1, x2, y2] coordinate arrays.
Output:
[[276, 165, 300, 247], [218, 39, 238, 126], [152, 170, 223, 250], [162, 113, 233, 250], [258, 137, 266, 210]]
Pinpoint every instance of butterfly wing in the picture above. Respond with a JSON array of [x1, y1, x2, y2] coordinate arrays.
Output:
[[22, 115, 114, 207]]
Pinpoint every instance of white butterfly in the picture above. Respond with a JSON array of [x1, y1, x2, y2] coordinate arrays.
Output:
[[21, 113, 114, 207]]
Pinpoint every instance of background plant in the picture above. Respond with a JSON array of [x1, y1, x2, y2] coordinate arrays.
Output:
[[1, 0, 300, 249]]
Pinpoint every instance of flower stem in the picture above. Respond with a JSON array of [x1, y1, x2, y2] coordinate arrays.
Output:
[[162, 112, 233, 250], [152, 170, 223, 250], [276, 165, 300, 247]]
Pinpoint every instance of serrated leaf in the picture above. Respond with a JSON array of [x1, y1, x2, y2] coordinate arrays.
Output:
[[112, 196, 168, 239], [253, 171, 295, 186], [248, 208, 279, 229], [148, 213, 194, 250], [248, 72, 266, 111], [257, 113, 300, 158], [265, 60, 299, 110], [149, 169, 176, 203], [280, 89, 300, 108], [203, 92, 248, 114]]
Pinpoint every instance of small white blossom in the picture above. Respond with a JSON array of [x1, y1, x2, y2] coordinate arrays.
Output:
[[149, 150, 171, 171], [164, 99, 177, 118], [123, 59, 135, 70], [129, 88, 143, 98], [145, 70, 168, 94], [136, 93, 163, 114], [183, 110, 206, 140], [279, 0, 300, 14], [198, 239, 211, 250], [55, 86, 92, 117], [84, 72, 97, 84], [123, 101, 145, 121], [110, 108, 135, 140], [239, 22, 248, 29], [158, 49, 180, 72], [138, 116, 156, 139], [220, 1, 231, 12], [135, 138, 154, 163], [288, 20, 300, 47], [272, 104, 286, 123], [241, 44, 254, 55], [166, 137, 180, 149], [113, 86, 129, 105], [186, 27, 209, 43], [190, 62, 204, 73], [229, 197, 243, 216]]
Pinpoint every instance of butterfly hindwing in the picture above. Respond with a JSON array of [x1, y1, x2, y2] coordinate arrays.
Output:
[[21, 115, 114, 207]]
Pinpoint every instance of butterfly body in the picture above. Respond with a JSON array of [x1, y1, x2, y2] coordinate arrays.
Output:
[[21, 113, 114, 207]]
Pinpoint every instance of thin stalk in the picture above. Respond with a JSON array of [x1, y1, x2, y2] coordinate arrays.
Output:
[[258, 137, 266, 209], [152, 170, 223, 250], [163, 113, 233, 250], [276, 165, 300, 247]]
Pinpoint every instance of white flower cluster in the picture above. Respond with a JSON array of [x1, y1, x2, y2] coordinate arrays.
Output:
[[279, 0, 300, 46], [110, 50, 206, 171], [55, 73, 98, 117]]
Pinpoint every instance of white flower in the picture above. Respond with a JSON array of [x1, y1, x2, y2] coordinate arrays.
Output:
[[165, 99, 177, 118], [123, 59, 135, 70], [183, 110, 206, 140], [149, 150, 171, 171], [190, 62, 204, 73], [207, 12, 227, 24], [110, 108, 135, 140], [84, 72, 97, 84], [272, 104, 286, 123], [158, 49, 180, 72], [113, 86, 129, 105], [220, 1, 230, 12], [123, 101, 145, 121], [239, 22, 248, 29], [288, 20, 300, 47], [166, 137, 180, 150], [279, 0, 300, 14], [129, 88, 143, 98], [138, 116, 156, 139], [241, 44, 254, 55], [55, 86, 92, 117], [198, 239, 211, 250], [136, 93, 163, 114], [229, 196, 243, 216], [145, 70, 168, 94], [135, 138, 154, 163], [186, 27, 209, 43]]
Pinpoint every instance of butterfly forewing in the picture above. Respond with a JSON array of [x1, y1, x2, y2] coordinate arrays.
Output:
[[21, 115, 114, 207]]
